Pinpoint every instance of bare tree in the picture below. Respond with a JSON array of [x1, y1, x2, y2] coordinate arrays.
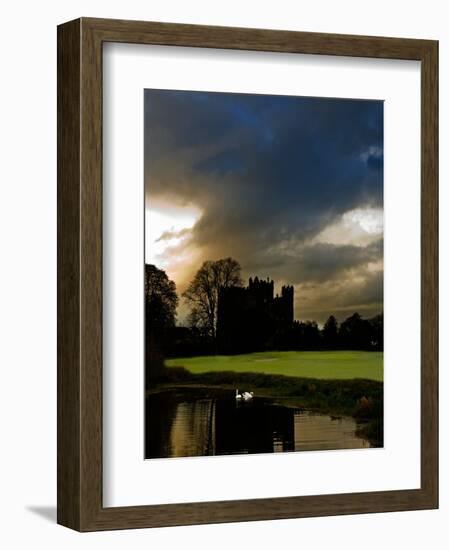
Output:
[[183, 258, 242, 338]]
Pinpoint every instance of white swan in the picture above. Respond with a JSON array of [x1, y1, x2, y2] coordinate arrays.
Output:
[[235, 389, 243, 400], [242, 391, 254, 400]]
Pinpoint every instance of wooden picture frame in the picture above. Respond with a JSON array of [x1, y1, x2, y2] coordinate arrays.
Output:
[[57, 17, 438, 531]]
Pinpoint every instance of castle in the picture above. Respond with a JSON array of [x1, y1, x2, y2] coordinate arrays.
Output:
[[217, 276, 294, 354]]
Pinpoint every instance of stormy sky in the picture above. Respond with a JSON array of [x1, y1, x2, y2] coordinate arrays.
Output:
[[144, 89, 383, 325]]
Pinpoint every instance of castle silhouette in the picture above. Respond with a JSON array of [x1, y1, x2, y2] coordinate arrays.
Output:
[[217, 276, 294, 354]]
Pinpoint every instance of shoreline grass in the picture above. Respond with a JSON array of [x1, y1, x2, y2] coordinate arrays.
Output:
[[149, 367, 383, 442]]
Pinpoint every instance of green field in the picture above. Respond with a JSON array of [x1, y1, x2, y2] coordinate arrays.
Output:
[[166, 351, 383, 382]]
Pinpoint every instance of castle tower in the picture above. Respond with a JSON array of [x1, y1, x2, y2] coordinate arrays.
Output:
[[281, 285, 294, 325], [248, 276, 274, 304]]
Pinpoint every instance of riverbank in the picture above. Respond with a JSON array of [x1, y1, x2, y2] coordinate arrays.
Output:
[[148, 366, 384, 446]]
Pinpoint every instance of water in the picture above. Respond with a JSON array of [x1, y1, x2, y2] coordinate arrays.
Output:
[[145, 387, 371, 459]]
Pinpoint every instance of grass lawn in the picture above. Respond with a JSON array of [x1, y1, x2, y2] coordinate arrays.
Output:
[[166, 350, 383, 382]]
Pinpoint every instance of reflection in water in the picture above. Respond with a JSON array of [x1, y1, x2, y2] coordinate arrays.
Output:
[[293, 413, 369, 451], [145, 388, 370, 459], [170, 400, 216, 457]]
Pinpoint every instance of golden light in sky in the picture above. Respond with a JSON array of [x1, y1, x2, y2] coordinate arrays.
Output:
[[145, 200, 202, 286]]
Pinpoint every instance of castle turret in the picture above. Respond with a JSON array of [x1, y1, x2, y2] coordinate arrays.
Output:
[[281, 285, 294, 325]]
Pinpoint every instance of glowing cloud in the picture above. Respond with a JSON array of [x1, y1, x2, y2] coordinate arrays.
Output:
[[145, 201, 201, 273], [312, 207, 383, 247]]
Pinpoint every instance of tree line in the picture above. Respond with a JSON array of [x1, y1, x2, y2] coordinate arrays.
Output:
[[289, 312, 383, 351]]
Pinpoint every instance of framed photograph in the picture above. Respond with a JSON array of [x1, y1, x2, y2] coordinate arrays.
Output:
[[57, 17, 438, 531]]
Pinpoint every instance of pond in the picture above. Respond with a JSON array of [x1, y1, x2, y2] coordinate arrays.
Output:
[[145, 387, 372, 459]]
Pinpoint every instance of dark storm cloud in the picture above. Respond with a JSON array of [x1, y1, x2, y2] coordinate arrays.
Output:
[[144, 89, 383, 321], [250, 239, 383, 285], [144, 91, 383, 235]]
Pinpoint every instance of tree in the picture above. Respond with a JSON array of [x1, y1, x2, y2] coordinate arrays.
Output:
[[322, 315, 339, 349], [145, 264, 178, 330], [339, 312, 371, 350], [145, 264, 178, 384], [293, 320, 321, 350], [302, 320, 321, 349], [368, 313, 383, 350], [183, 258, 243, 339]]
